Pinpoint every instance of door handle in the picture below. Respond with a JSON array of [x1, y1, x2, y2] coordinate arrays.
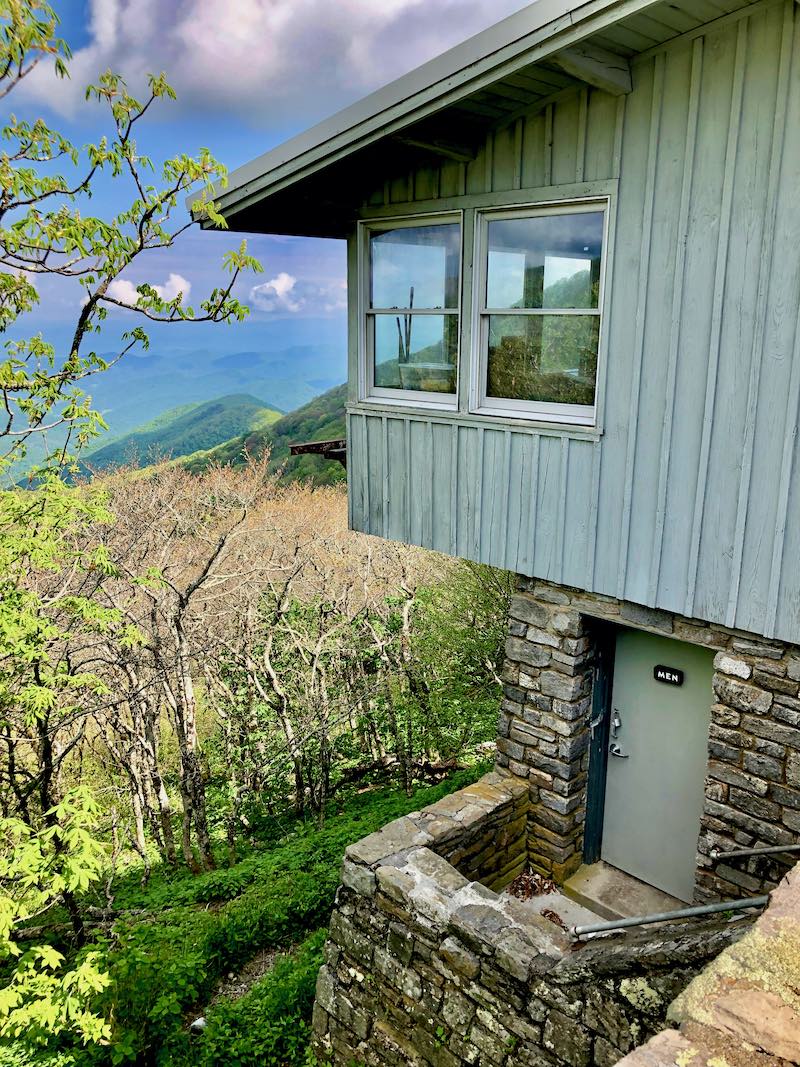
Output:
[[609, 743, 629, 759]]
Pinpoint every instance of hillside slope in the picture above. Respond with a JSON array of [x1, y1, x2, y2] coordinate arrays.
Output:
[[89, 341, 344, 437], [83, 394, 282, 473], [184, 383, 346, 485]]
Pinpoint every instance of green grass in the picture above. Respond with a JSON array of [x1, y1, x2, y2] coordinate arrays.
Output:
[[168, 930, 327, 1067], [57, 767, 488, 1066]]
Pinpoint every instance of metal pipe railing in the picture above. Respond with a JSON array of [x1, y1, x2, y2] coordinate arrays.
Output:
[[710, 843, 800, 862], [570, 894, 769, 940]]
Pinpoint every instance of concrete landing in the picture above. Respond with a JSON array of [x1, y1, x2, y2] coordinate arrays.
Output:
[[505, 887, 599, 931], [563, 862, 686, 921]]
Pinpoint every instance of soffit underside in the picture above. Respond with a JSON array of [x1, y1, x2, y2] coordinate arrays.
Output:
[[223, 0, 763, 237]]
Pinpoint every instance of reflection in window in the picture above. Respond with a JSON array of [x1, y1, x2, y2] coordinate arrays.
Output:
[[479, 207, 605, 419], [367, 221, 460, 398], [486, 315, 599, 405], [486, 212, 602, 309], [371, 223, 460, 309], [373, 314, 458, 393]]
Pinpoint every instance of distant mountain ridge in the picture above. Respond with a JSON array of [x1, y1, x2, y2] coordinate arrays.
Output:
[[82, 394, 282, 473], [10, 339, 346, 481], [184, 383, 347, 486], [86, 342, 344, 442]]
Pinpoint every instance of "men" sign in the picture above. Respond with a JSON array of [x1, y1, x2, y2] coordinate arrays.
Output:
[[654, 664, 684, 686]]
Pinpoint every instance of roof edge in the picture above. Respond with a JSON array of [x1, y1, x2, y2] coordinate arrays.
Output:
[[191, 0, 659, 225]]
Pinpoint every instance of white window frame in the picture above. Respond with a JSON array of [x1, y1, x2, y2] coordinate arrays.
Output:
[[358, 212, 462, 410], [470, 198, 609, 427]]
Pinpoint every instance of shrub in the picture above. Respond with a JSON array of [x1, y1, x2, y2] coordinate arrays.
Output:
[[167, 929, 327, 1066], [0, 1051, 79, 1067], [93, 768, 488, 1063]]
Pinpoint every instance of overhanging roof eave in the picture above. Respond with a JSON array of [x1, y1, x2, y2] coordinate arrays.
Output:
[[192, 0, 661, 228]]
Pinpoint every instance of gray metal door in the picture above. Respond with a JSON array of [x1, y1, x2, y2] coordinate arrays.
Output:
[[601, 629, 713, 902]]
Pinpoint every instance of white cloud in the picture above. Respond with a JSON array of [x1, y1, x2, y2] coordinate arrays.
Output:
[[19, 0, 529, 123], [250, 272, 302, 313], [107, 271, 191, 306], [250, 273, 346, 315]]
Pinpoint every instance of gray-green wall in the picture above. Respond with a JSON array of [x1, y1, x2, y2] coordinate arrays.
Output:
[[347, 0, 800, 645]]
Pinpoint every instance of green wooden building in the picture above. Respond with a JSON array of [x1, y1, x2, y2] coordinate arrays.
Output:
[[199, 1, 800, 1061]]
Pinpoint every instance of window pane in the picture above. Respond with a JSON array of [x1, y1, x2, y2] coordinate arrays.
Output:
[[373, 313, 457, 393], [486, 212, 603, 310], [486, 314, 599, 406], [371, 223, 460, 309]]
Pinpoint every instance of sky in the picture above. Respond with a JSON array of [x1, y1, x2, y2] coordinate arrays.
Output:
[[4, 0, 533, 426]]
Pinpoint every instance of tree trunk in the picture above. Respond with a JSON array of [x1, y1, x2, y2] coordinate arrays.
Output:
[[184, 747, 215, 870], [142, 709, 176, 866], [174, 623, 215, 870], [129, 783, 151, 884], [38, 713, 85, 945]]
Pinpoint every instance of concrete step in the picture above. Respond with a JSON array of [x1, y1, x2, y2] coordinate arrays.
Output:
[[563, 861, 686, 921], [512, 888, 600, 931]]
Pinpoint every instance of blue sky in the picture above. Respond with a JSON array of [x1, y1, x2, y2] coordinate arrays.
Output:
[[4, 0, 530, 428]]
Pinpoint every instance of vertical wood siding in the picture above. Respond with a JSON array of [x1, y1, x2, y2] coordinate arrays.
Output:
[[351, 0, 800, 645]]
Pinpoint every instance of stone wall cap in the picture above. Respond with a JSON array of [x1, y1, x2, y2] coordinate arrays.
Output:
[[460, 781, 515, 806], [501, 896, 571, 956], [414, 812, 462, 845], [449, 900, 516, 955], [345, 816, 434, 868], [424, 792, 478, 819], [406, 846, 470, 894], [483, 767, 530, 795], [375, 863, 417, 903]]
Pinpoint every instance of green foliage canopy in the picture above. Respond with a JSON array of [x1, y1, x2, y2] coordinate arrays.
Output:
[[0, 791, 110, 1049], [0, 1, 261, 1056], [0, 1, 261, 477]]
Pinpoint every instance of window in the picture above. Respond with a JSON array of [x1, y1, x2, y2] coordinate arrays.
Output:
[[473, 202, 606, 424], [363, 216, 461, 405]]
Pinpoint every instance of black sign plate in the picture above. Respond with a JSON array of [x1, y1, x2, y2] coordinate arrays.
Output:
[[654, 664, 684, 686]]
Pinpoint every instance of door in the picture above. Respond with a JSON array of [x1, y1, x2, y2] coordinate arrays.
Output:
[[601, 629, 714, 902]]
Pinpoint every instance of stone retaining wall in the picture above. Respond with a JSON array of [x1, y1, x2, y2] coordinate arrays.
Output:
[[499, 579, 800, 900], [427, 773, 529, 890], [312, 769, 749, 1066], [616, 862, 800, 1066]]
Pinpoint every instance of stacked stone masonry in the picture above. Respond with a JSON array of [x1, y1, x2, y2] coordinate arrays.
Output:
[[617, 861, 800, 1066], [312, 769, 750, 1067], [500, 579, 800, 900], [312, 578, 800, 1065]]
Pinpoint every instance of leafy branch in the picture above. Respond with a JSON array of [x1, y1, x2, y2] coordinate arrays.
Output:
[[0, 21, 262, 475]]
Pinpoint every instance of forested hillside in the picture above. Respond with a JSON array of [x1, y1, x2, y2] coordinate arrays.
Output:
[[74, 384, 346, 486], [0, 11, 508, 1066], [80, 394, 282, 472], [4, 464, 511, 1064], [185, 382, 347, 485]]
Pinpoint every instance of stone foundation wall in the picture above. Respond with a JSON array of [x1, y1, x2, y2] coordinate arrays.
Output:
[[311, 579, 800, 1066], [313, 769, 749, 1067], [499, 579, 800, 900]]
